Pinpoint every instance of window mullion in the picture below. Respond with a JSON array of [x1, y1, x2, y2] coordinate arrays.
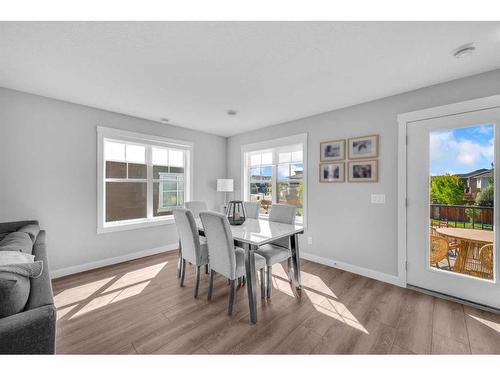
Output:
[[272, 163, 277, 204], [146, 145, 153, 219]]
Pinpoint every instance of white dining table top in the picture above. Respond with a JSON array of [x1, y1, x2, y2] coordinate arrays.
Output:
[[195, 217, 304, 246]]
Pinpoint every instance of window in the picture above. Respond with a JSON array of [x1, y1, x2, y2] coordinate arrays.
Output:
[[242, 134, 307, 224], [97, 127, 192, 233]]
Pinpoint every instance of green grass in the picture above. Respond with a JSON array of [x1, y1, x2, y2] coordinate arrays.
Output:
[[430, 219, 493, 231]]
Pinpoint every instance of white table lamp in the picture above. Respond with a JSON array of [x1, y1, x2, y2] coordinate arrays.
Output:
[[217, 179, 234, 212]]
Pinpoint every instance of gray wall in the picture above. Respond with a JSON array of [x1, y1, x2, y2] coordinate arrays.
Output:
[[227, 69, 500, 278], [0, 87, 227, 272]]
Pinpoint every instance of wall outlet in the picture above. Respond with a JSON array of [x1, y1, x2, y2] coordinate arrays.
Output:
[[371, 194, 386, 204], [307, 236, 313, 245]]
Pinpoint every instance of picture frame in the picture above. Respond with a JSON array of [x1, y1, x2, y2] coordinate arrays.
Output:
[[320, 139, 345, 161], [348, 134, 378, 159], [348, 160, 378, 183], [319, 162, 345, 183]]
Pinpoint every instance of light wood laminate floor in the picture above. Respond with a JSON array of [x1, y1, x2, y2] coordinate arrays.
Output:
[[52, 251, 500, 354]]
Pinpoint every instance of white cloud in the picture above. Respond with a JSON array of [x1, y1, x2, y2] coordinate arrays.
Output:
[[455, 140, 494, 165], [430, 129, 494, 171]]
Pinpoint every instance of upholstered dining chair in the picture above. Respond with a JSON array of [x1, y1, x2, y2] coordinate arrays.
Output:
[[185, 201, 208, 218], [243, 201, 260, 219], [173, 208, 209, 298], [255, 203, 296, 298], [199, 211, 267, 315]]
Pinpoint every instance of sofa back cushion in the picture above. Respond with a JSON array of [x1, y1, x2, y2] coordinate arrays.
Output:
[[17, 224, 40, 243], [0, 251, 43, 318], [0, 232, 33, 254]]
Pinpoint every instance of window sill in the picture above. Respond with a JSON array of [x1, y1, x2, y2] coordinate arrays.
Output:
[[98, 216, 175, 234]]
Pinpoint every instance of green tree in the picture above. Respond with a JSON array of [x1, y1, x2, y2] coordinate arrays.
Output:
[[475, 176, 494, 207], [430, 175, 464, 205]]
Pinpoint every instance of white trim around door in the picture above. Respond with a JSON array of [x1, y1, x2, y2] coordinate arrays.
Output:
[[397, 94, 500, 289]]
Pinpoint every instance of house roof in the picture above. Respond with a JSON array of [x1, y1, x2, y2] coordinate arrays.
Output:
[[456, 168, 492, 179]]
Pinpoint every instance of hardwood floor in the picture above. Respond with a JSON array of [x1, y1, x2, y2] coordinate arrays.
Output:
[[52, 251, 500, 354]]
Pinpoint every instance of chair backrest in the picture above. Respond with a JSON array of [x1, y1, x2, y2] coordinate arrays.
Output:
[[269, 204, 296, 224], [185, 201, 208, 218], [173, 208, 202, 265], [244, 201, 260, 219], [269, 204, 296, 248], [430, 235, 449, 264], [479, 243, 493, 275], [199, 211, 236, 279]]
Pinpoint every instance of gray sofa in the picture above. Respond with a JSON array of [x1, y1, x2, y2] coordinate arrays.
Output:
[[0, 220, 56, 354]]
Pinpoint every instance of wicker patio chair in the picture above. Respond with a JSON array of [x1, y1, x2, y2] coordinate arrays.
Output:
[[463, 243, 493, 280], [479, 244, 494, 279], [430, 235, 451, 269]]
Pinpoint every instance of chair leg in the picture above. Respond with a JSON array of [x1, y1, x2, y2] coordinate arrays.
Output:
[[446, 256, 452, 270], [194, 265, 201, 298], [177, 246, 182, 279], [179, 258, 186, 287], [287, 258, 293, 283], [207, 269, 214, 301], [259, 268, 266, 299], [205, 264, 209, 274], [266, 265, 272, 298], [242, 276, 246, 286], [228, 279, 236, 315]]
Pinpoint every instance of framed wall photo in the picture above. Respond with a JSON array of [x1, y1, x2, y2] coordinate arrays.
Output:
[[320, 139, 345, 161], [348, 135, 378, 159], [319, 162, 345, 183], [348, 160, 378, 182]]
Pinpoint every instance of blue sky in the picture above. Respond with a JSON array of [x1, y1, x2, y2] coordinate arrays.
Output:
[[430, 124, 494, 176]]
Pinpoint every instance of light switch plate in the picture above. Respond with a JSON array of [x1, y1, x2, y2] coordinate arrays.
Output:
[[371, 194, 386, 204]]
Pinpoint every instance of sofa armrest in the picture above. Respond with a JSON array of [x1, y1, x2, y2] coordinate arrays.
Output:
[[0, 304, 56, 354]]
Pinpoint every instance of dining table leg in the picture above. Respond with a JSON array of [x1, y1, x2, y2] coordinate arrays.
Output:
[[244, 243, 258, 324], [290, 234, 302, 290]]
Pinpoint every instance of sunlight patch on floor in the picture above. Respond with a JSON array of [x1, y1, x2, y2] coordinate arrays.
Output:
[[54, 277, 115, 307], [271, 263, 295, 296], [71, 280, 151, 319], [300, 269, 368, 334], [56, 304, 77, 321], [103, 262, 167, 293], [469, 314, 500, 332]]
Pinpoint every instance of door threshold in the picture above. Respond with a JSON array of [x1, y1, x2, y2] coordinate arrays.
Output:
[[407, 284, 500, 315]]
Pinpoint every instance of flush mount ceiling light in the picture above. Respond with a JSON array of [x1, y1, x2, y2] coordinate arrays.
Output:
[[453, 43, 476, 59], [227, 109, 237, 116], [160, 118, 169, 123]]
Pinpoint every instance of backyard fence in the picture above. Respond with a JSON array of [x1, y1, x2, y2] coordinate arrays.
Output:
[[430, 204, 494, 230]]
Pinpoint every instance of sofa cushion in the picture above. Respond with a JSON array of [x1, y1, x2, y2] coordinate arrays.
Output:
[[0, 232, 33, 254], [17, 224, 40, 243], [0, 251, 43, 319], [0, 250, 35, 264]]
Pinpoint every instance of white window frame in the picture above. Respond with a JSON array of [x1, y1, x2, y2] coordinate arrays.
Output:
[[97, 126, 193, 233], [241, 133, 308, 226]]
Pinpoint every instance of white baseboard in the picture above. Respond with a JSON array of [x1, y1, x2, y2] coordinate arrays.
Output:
[[300, 251, 404, 287], [50, 243, 178, 279]]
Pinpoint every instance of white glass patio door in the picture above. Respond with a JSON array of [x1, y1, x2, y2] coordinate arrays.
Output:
[[406, 107, 500, 309]]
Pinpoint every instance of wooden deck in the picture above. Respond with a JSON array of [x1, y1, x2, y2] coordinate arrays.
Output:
[[52, 251, 500, 354]]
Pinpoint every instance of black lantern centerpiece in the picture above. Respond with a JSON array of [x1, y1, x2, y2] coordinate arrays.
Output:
[[226, 200, 246, 225]]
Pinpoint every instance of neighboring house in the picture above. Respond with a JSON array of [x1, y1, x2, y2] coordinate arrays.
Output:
[[455, 168, 493, 201]]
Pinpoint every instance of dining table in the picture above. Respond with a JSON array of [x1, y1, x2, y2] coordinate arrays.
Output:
[[435, 227, 493, 273], [194, 217, 304, 323]]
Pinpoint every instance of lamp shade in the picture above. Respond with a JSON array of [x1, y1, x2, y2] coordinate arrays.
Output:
[[217, 179, 234, 192]]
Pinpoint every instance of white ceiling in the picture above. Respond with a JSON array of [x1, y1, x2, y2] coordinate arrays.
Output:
[[1, 22, 500, 137]]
